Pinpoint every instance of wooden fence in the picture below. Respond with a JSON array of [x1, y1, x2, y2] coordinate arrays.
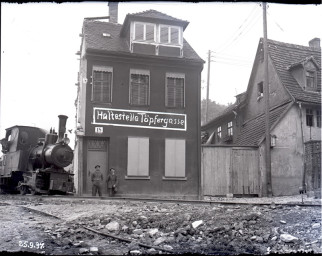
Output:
[[201, 145, 260, 197]]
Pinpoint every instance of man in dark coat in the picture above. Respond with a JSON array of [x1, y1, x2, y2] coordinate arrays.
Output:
[[107, 168, 118, 197], [91, 165, 103, 197]]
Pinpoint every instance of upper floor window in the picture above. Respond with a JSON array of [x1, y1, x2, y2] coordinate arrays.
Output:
[[133, 22, 156, 42], [317, 110, 321, 128], [166, 73, 184, 108], [217, 126, 222, 141], [228, 121, 233, 136], [92, 66, 113, 103], [130, 69, 150, 106], [160, 25, 181, 45], [306, 70, 316, 89], [306, 109, 314, 127], [257, 82, 263, 101]]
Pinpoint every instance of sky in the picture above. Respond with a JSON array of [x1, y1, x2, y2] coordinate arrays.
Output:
[[1, 1, 322, 148]]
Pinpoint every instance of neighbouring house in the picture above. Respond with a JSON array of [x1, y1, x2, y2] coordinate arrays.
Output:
[[73, 3, 204, 198], [201, 37, 321, 197]]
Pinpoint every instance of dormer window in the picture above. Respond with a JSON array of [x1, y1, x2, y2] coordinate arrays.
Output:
[[133, 22, 156, 42], [160, 25, 181, 45], [306, 70, 316, 89]]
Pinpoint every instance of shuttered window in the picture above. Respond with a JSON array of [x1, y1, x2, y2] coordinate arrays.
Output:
[[166, 73, 184, 108], [130, 69, 150, 106], [165, 139, 185, 178], [127, 137, 149, 177], [92, 66, 112, 103]]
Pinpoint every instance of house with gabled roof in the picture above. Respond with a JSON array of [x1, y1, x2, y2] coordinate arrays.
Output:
[[201, 37, 321, 197], [73, 3, 204, 199]]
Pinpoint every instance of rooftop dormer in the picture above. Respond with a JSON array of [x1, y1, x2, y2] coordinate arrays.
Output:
[[288, 55, 320, 92], [120, 10, 189, 58]]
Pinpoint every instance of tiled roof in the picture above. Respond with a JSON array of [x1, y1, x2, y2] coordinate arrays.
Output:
[[128, 9, 189, 25], [267, 38, 321, 105], [235, 101, 292, 147], [82, 20, 202, 61], [201, 92, 246, 130]]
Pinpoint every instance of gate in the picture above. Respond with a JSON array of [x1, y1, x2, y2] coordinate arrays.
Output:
[[231, 148, 259, 195], [202, 146, 259, 197]]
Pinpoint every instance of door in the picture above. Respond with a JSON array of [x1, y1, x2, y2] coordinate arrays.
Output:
[[85, 139, 108, 194], [232, 148, 259, 195]]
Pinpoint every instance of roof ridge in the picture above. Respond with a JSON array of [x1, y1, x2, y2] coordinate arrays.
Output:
[[266, 38, 321, 52], [128, 9, 188, 23]]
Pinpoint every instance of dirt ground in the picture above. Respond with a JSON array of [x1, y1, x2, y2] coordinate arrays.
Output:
[[0, 194, 321, 255]]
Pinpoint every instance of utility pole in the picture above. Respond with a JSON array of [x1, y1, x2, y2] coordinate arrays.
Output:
[[263, 2, 272, 197], [205, 50, 211, 123]]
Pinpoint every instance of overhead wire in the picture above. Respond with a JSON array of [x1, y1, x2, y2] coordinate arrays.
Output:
[[215, 3, 261, 53]]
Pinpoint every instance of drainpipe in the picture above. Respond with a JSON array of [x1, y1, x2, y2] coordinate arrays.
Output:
[[298, 102, 307, 192]]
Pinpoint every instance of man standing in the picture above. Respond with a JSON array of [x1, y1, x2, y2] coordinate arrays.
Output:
[[91, 165, 103, 197], [107, 168, 118, 197]]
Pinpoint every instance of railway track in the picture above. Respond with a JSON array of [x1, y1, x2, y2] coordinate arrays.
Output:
[[6, 200, 175, 254], [3, 194, 321, 207]]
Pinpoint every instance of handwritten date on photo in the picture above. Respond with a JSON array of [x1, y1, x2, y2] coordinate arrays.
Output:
[[18, 241, 45, 249]]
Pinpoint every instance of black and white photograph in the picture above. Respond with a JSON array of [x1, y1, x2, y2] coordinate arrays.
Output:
[[0, 1, 321, 255]]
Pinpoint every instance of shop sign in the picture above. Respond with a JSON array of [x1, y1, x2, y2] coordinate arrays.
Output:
[[93, 107, 186, 131]]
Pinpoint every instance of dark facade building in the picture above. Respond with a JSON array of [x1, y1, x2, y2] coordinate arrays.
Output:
[[201, 38, 321, 196], [74, 3, 204, 199]]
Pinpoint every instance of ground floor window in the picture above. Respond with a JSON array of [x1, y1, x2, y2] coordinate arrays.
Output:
[[127, 137, 149, 177], [165, 139, 185, 178]]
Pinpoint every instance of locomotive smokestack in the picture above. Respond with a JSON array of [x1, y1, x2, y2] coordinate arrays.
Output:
[[57, 115, 68, 142]]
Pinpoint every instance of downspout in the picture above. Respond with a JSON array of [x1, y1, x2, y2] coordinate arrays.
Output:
[[297, 102, 307, 192]]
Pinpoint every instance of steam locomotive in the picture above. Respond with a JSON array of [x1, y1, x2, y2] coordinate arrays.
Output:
[[0, 115, 74, 195]]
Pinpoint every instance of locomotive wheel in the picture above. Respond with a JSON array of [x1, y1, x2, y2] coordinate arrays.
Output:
[[20, 186, 27, 195], [30, 189, 38, 195]]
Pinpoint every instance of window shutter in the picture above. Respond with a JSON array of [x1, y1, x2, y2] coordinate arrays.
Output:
[[165, 139, 185, 177], [127, 137, 149, 176], [166, 76, 184, 107], [130, 73, 149, 105]]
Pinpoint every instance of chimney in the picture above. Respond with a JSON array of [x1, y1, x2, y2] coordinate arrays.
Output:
[[108, 2, 118, 23], [309, 38, 320, 49]]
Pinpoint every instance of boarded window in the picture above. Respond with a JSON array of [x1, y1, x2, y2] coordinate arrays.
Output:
[[127, 137, 149, 176], [165, 139, 185, 177], [166, 73, 184, 108], [92, 67, 112, 102], [130, 70, 150, 106], [306, 109, 314, 127]]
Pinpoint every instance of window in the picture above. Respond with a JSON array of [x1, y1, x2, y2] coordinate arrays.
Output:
[[306, 70, 316, 88], [317, 110, 321, 128], [257, 82, 263, 100], [127, 137, 149, 177], [228, 121, 233, 136], [165, 139, 185, 178], [306, 109, 314, 127], [134, 22, 155, 42], [160, 25, 181, 45], [217, 126, 222, 141], [130, 69, 150, 106], [166, 73, 184, 108], [92, 66, 113, 102]]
